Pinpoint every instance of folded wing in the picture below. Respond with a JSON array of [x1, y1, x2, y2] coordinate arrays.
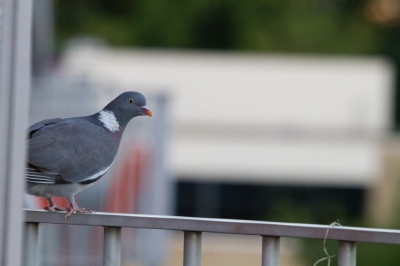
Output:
[[26, 118, 117, 184]]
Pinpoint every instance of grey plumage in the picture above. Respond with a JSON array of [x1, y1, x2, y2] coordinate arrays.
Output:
[[27, 118, 116, 183], [26, 91, 153, 218]]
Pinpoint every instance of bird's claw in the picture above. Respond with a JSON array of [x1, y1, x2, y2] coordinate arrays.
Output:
[[64, 208, 94, 219], [44, 205, 67, 212]]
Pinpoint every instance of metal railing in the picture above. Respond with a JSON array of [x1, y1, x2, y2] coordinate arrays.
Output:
[[24, 209, 400, 266]]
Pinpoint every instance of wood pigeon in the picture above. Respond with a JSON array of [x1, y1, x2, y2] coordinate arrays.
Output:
[[26, 91, 153, 218]]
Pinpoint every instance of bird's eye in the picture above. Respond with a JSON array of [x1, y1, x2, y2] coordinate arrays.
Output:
[[128, 99, 133, 104]]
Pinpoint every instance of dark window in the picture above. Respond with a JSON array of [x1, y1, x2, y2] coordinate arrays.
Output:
[[176, 180, 364, 224]]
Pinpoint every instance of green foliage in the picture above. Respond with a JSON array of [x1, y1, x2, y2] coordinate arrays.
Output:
[[54, 0, 382, 54], [357, 242, 400, 265], [302, 241, 400, 266], [301, 238, 339, 266]]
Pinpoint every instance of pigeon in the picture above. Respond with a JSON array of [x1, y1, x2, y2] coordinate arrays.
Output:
[[26, 91, 153, 218]]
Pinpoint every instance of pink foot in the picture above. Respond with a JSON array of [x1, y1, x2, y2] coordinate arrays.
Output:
[[64, 207, 94, 219], [44, 205, 67, 212]]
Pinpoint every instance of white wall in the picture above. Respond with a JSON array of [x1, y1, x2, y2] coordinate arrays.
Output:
[[59, 44, 396, 187]]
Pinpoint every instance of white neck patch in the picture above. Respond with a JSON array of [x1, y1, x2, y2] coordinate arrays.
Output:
[[98, 111, 120, 132]]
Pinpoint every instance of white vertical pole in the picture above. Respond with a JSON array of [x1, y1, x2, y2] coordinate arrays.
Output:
[[261, 236, 280, 266], [338, 241, 357, 266], [183, 231, 202, 266], [22, 223, 39, 266], [0, 0, 33, 266], [103, 227, 122, 266]]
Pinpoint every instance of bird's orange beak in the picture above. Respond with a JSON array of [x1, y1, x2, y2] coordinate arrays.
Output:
[[140, 106, 153, 117]]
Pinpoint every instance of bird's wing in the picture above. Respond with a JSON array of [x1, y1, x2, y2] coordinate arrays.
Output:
[[27, 118, 117, 183], [28, 118, 63, 138], [25, 165, 63, 184], [26, 118, 65, 184]]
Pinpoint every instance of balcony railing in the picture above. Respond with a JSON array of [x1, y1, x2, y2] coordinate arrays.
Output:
[[24, 209, 400, 266]]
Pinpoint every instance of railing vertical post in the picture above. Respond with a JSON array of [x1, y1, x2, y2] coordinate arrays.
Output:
[[338, 241, 357, 266], [103, 227, 121, 266], [0, 0, 33, 265], [183, 231, 202, 266], [261, 236, 280, 266], [22, 222, 39, 266]]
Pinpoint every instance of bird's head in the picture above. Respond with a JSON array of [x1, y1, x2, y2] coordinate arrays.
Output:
[[101, 91, 153, 130]]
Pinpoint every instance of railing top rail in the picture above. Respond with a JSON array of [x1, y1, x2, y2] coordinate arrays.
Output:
[[24, 209, 400, 245]]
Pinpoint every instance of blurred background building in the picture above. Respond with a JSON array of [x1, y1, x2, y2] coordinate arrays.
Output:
[[27, 0, 400, 265]]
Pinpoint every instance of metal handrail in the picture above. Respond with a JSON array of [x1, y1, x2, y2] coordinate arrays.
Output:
[[24, 209, 400, 243], [24, 209, 400, 266]]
